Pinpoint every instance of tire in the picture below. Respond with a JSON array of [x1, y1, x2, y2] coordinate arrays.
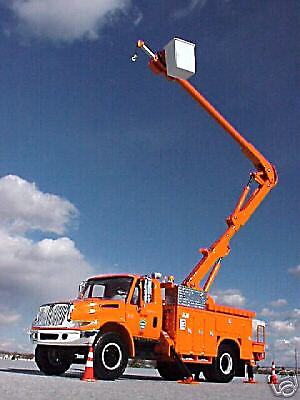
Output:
[[202, 365, 216, 382], [94, 333, 128, 380], [156, 361, 183, 381], [203, 344, 237, 383], [35, 345, 73, 375]]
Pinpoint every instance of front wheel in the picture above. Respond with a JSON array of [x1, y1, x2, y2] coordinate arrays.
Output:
[[94, 333, 128, 380], [35, 345, 73, 375], [203, 344, 237, 383]]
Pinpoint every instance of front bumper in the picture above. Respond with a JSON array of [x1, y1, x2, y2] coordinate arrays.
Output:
[[30, 328, 97, 346]]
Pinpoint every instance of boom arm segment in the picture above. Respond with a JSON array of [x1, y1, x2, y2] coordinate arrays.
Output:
[[136, 40, 278, 291]]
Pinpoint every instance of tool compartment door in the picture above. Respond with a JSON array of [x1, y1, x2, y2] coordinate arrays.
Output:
[[192, 312, 205, 354], [174, 306, 205, 355], [176, 307, 192, 354]]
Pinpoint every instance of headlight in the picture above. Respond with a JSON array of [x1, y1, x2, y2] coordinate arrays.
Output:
[[67, 320, 96, 328], [67, 320, 81, 328]]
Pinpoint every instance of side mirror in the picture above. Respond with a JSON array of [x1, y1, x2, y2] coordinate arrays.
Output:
[[78, 280, 88, 299], [143, 277, 152, 304]]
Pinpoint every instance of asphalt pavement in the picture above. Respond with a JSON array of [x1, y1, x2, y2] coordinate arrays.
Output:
[[0, 359, 297, 400]]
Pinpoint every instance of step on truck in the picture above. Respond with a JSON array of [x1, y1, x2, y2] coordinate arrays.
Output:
[[30, 38, 277, 382]]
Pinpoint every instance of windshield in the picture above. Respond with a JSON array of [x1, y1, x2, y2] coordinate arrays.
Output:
[[79, 277, 133, 301]]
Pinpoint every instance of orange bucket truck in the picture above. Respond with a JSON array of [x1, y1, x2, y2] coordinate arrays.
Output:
[[30, 38, 277, 382]]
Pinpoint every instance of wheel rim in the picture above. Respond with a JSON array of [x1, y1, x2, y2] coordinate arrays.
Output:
[[48, 349, 64, 366], [219, 353, 233, 375], [101, 343, 122, 370]]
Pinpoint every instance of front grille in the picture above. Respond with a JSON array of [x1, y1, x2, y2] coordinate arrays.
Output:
[[33, 303, 71, 327]]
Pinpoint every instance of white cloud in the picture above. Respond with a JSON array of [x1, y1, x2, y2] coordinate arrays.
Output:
[[269, 320, 295, 333], [291, 308, 300, 319], [291, 336, 300, 344], [0, 230, 92, 305], [0, 175, 78, 235], [261, 307, 300, 322], [270, 298, 288, 307], [170, 0, 207, 20], [273, 338, 292, 350], [8, 0, 131, 42], [132, 10, 143, 26], [273, 337, 298, 349], [264, 307, 300, 365], [212, 289, 245, 307], [260, 307, 278, 317], [288, 265, 300, 277], [260, 306, 300, 366], [0, 337, 31, 352], [269, 337, 300, 366], [0, 175, 94, 350], [0, 306, 21, 326]]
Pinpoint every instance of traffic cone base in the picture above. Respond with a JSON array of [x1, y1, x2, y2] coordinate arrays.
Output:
[[81, 346, 96, 382], [243, 377, 257, 384], [177, 376, 199, 384]]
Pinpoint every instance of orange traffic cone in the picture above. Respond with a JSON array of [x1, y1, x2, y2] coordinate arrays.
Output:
[[81, 346, 96, 382], [269, 361, 278, 385]]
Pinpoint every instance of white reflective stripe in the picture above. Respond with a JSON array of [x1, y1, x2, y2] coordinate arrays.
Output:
[[101, 343, 122, 370], [86, 360, 94, 368], [219, 353, 233, 375], [88, 352, 94, 358]]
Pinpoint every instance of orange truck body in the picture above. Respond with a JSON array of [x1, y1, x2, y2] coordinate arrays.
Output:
[[30, 40, 276, 382], [31, 273, 265, 377]]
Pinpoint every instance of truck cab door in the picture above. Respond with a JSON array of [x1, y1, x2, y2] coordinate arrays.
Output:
[[126, 278, 162, 340]]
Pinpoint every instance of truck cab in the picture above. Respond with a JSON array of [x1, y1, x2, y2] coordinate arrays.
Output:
[[30, 274, 163, 379]]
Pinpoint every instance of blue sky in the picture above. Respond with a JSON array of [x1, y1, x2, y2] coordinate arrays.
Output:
[[0, 0, 299, 366]]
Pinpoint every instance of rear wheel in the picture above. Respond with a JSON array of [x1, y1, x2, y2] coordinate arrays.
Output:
[[94, 333, 128, 380], [156, 361, 183, 381], [203, 344, 237, 383], [35, 345, 73, 375]]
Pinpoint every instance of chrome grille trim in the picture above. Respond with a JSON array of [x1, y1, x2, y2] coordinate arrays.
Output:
[[33, 303, 71, 327]]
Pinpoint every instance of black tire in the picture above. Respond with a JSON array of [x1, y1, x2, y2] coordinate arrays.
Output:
[[203, 344, 237, 383], [202, 365, 216, 382], [94, 333, 128, 380], [156, 361, 183, 381], [35, 345, 73, 375]]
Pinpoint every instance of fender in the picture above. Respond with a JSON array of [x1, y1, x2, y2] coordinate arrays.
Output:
[[93, 322, 135, 358]]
